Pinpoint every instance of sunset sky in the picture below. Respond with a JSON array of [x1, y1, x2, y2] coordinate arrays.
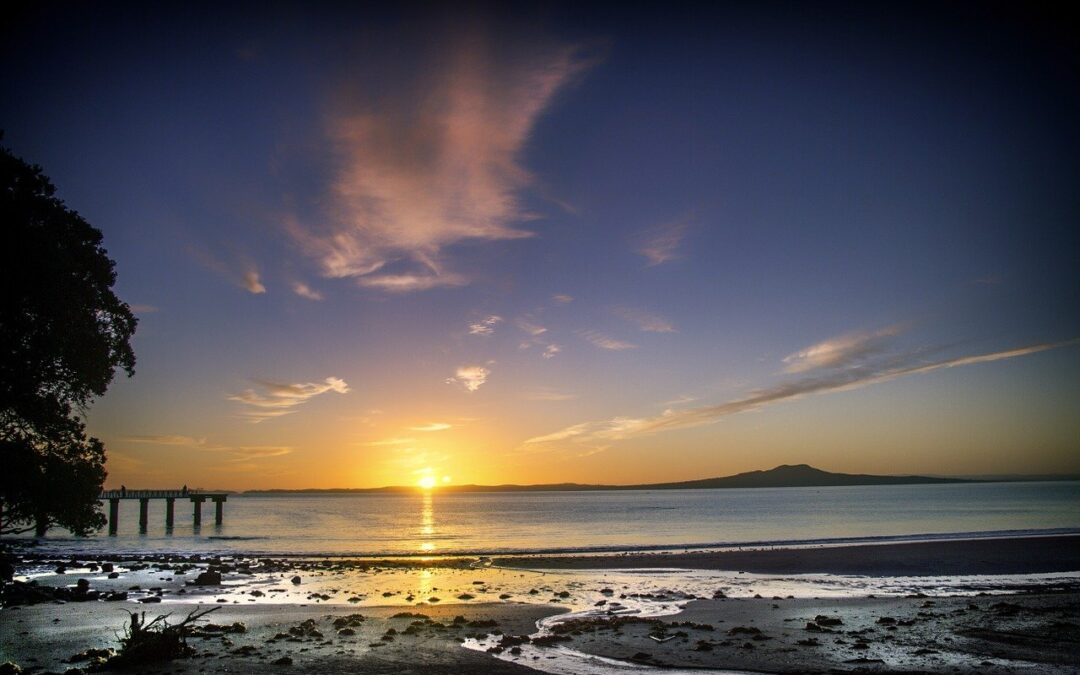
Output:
[[3, 3, 1078, 489]]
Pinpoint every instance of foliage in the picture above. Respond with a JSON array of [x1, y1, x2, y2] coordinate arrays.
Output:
[[0, 141, 136, 536]]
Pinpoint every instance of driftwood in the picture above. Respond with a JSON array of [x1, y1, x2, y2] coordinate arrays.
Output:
[[104, 605, 221, 669]]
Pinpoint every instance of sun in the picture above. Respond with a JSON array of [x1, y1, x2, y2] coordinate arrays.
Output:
[[418, 475, 437, 490]]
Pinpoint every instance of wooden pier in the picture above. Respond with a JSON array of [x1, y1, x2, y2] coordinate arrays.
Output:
[[98, 490, 228, 533]]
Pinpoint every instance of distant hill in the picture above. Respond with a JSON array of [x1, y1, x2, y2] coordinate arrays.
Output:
[[245, 464, 981, 494]]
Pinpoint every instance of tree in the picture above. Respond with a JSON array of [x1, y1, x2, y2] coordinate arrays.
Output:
[[0, 140, 136, 536]]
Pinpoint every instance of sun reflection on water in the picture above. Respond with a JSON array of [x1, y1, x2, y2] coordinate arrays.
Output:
[[419, 491, 435, 553]]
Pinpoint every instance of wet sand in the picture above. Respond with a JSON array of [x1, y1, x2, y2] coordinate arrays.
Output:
[[2, 534, 1078, 674], [495, 534, 1080, 575]]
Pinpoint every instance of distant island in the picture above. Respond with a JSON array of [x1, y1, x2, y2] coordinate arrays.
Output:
[[245, 463, 990, 494]]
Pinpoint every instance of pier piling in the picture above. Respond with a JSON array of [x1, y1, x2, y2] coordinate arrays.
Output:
[[213, 496, 226, 525], [108, 498, 119, 535], [192, 496, 204, 526], [165, 498, 175, 528]]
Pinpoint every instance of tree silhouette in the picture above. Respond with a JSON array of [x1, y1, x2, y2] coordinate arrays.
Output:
[[1, 140, 136, 536]]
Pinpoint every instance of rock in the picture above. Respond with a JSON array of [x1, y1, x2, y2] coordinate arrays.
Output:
[[814, 615, 843, 627], [75, 579, 90, 592], [107, 572, 119, 579], [0, 662, 22, 674], [137, 596, 162, 603], [337, 628, 356, 636], [100, 563, 114, 573], [272, 656, 293, 665], [291, 575, 302, 585], [191, 571, 222, 586]]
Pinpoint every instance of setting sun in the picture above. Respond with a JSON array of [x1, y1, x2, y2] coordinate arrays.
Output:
[[418, 475, 437, 490]]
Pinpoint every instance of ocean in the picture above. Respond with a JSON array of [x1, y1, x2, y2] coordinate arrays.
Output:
[[13, 480, 1080, 558]]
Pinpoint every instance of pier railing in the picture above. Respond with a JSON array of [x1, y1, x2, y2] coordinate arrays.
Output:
[[99, 489, 226, 499]]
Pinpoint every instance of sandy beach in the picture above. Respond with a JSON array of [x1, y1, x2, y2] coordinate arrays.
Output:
[[2, 535, 1079, 674]]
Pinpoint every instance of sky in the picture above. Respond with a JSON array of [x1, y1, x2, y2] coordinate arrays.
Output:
[[3, 2, 1078, 489]]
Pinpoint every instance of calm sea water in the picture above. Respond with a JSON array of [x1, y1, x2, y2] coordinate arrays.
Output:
[[14, 481, 1080, 557]]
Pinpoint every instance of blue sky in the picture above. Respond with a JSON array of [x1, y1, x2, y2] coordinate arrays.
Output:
[[3, 2, 1078, 488]]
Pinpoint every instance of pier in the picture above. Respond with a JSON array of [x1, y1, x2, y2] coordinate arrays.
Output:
[[98, 490, 228, 534]]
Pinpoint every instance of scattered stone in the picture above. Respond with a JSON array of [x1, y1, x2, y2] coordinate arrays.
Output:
[[290, 576, 302, 585], [191, 571, 222, 586]]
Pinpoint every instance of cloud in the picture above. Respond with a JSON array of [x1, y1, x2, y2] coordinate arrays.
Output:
[[358, 271, 467, 292], [229, 376, 350, 422], [580, 330, 636, 351], [517, 318, 548, 336], [469, 315, 503, 336], [243, 269, 267, 294], [292, 281, 324, 301], [523, 422, 592, 445], [190, 247, 267, 294], [636, 220, 687, 266], [289, 33, 593, 292], [614, 307, 676, 333], [129, 304, 159, 314], [121, 435, 206, 446], [552, 294, 574, 304], [524, 338, 1079, 449], [447, 365, 491, 392], [542, 344, 562, 359], [226, 446, 292, 460], [116, 435, 291, 461], [783, 325, 902, 373], [410, 422, 452, 432]]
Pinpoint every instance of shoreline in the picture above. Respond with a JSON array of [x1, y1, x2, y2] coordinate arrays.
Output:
[[7, 527, 1079, 565], [8, 533, 1079, 577], [495, 534, 1080, 576]]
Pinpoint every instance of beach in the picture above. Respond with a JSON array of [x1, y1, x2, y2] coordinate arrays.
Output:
[[3, 534, 1078, 674]]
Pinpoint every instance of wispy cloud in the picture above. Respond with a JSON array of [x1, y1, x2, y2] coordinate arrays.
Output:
[[524, 339, 1079, 449], [243, 269, 267, 294], [292, 281, 324, 301], [410, 422, 452, 432], [783, 325, 902, 373], [517, 318, 548, 336], [469, 315, 503, 336], [117, 434, 291, 461], [121, 435, 206, 446], [190, 247, 267, 294], [129, 304, 159, 314], [229, 376, 350, 422], [447, 365, 491, 392], [289, 33, 593, 292], [614, 306, 676, 333], [523, 422, 593, 445], [579, 330, 636, 351], [225, 446, 292, 460], [542, 344, 562, 359], [636, 220, 687, 266], [552, 294, 574, 304]]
